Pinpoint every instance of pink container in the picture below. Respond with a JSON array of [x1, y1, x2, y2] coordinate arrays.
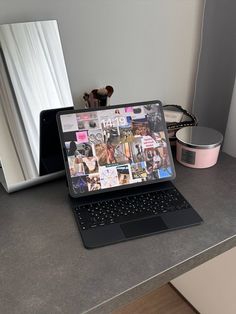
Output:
[[176, 126, 223, 169]]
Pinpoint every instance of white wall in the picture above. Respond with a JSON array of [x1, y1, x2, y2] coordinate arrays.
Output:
[[223, 76, 236, 157], [0, 0, 204, 109]]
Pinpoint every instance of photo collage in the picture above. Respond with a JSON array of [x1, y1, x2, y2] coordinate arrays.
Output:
[[60, 104, 173, 194]]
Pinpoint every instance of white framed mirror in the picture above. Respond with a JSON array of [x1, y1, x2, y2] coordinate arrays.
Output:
[[0, 20, 73, 192]]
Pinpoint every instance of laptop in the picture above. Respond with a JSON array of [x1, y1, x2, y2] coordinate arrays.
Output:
[[39, 107, 73, 176], [57, 100, 203, 248]]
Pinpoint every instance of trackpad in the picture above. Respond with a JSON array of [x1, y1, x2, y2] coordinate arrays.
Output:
[[121, 217, 167, 238]]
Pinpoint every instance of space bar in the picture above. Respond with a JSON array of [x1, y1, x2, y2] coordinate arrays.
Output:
[[113, 211, 157, 223]]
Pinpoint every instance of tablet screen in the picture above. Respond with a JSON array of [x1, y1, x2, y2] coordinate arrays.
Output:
[[57, 101, 175, 197]]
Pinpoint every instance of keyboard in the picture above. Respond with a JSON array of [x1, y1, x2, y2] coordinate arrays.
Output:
[[75, 188, 191, 230]]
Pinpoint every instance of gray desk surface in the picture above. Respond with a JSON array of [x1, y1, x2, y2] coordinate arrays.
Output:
[[0, 153, 235, 314]]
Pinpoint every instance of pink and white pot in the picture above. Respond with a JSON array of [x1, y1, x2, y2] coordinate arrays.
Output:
[[176, 126, 223, 169]]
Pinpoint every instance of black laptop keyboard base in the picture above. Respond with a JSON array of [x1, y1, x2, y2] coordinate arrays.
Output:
[[74, 188, 191, 231]]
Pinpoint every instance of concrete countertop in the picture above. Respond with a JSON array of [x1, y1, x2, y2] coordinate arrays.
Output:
[[0, 153, 235, 314]]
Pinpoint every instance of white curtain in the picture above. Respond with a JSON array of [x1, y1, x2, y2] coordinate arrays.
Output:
[[223, 76, 236, 157]]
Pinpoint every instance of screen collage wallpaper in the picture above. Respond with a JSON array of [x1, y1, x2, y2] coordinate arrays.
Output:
[[60, 103, 173, 195]]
